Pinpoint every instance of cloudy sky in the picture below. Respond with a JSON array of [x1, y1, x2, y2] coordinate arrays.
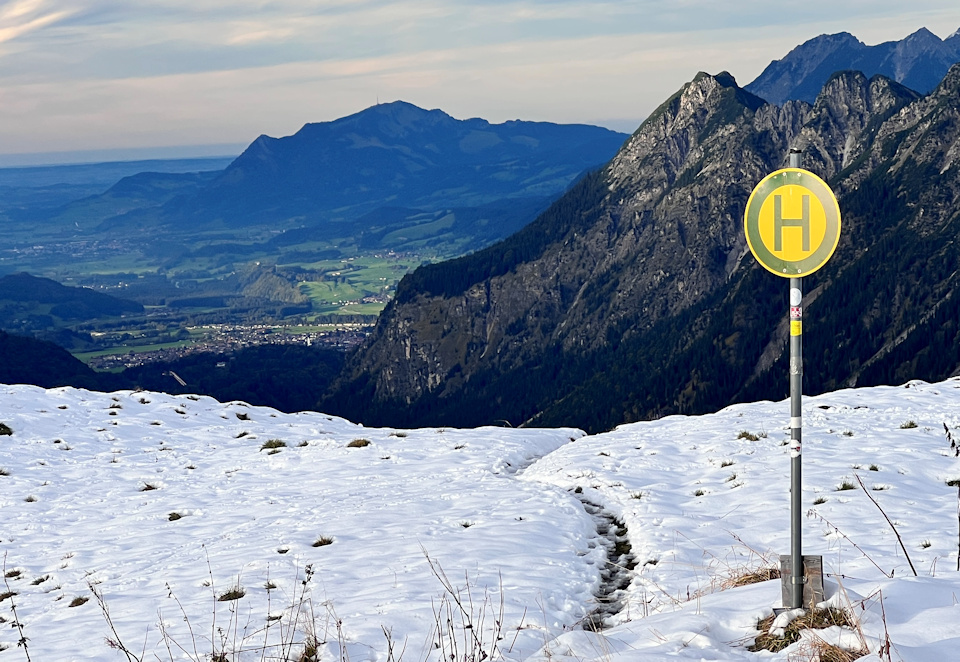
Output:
[[0, 1, 958, 164]]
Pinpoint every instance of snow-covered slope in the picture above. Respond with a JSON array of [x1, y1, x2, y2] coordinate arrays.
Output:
[[2, 379, 960, 660]]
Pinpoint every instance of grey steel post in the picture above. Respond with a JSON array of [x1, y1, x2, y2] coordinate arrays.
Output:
[[788, 148, 804, 609]]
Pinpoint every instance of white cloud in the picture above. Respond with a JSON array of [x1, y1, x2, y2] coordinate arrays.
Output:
[[0, 25, 843, 152], [0, 0, 71, 44]]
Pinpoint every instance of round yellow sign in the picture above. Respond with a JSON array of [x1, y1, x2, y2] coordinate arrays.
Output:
[[744, 168, 841, 277]]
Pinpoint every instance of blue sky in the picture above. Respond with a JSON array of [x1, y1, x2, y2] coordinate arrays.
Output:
[[0, 1, 958, 163]]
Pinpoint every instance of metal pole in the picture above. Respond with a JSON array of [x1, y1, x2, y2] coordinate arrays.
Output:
[[788, 148, 804, 609]]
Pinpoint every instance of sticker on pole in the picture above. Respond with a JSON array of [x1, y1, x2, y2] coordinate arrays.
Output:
[[744, 168, 841, 277]]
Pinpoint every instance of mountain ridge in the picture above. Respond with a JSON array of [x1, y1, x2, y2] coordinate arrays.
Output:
[[745, 27, 960, 104]]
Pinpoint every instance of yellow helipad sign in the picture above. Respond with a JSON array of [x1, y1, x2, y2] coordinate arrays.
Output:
[[744, 168, 841, 277]]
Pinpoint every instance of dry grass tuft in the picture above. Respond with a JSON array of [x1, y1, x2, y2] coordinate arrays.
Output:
[[347, 438, 371, 448], [797, 636, 868, 662], [260, 439, 286, 451], [749, 607, 859, 654], [723, 566, 780, 589], [217, 586, 245, 602]]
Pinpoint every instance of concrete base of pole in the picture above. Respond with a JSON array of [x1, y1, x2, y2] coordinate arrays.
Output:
[[778, 555, 824, 609]]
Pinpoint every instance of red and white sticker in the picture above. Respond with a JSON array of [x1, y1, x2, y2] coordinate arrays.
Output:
[[790, 307, 802, 319]]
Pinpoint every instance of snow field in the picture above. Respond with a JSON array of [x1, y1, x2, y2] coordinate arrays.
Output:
[[0, 386, 591, 660], [2, 378, 960, 660]]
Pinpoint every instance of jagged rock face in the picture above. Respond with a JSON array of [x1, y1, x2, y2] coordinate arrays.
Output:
[[326, 66, 960, 431], [873, 65, 960, 176], [793, 73, 920, 178]]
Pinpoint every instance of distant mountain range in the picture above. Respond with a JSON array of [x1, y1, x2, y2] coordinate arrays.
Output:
[[77, 102, 626, 254], [746, 27, 960, 104], [322, 63, 960, 432], [172, 101, 627, 224]]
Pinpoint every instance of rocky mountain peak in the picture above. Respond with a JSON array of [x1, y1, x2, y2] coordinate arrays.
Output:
[[900, 27, 940, 47], [332, 71, 804, 418], [610, 72, 764, 191], [744, 32, 866, 105]]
